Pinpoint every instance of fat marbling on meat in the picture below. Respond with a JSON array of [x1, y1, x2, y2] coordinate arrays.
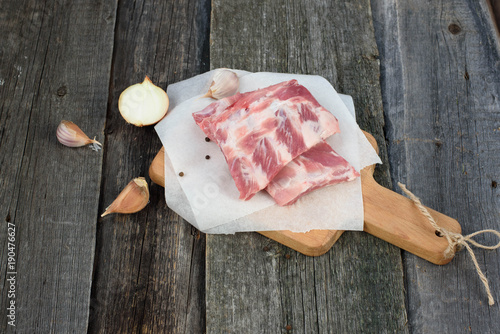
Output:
[[265, 141, 360, 206], [193, 79, 340, 200]]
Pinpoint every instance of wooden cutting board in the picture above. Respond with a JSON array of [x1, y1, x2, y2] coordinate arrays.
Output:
[[149, 132, 461, 265]]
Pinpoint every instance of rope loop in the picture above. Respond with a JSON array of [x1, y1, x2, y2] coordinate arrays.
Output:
[[397, 182, 500, 306]]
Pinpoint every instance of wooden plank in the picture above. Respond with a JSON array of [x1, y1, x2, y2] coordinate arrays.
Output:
[[88, 0, 210, 333], [207, 1, 408, 332], [372, 0, 500, 331], [0, 0, 116, 332]]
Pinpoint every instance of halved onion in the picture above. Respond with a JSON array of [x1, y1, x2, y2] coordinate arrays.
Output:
[[118, 76, 169, 126]]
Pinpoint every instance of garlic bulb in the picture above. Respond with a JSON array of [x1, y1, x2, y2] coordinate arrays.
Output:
[[202, 69, 239, 99], [101, 177, 149, 217], [56, 120, 102, 151], [118, 76, 169, 127]]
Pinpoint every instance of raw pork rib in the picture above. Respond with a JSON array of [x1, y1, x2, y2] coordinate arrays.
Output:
[[193, 80, 340, 200], [266, 141, 360, 206]]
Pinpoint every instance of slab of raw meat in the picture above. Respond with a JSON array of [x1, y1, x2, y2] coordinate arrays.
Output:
[[266, 141, 360, 206], [192, 80, 340, 200]]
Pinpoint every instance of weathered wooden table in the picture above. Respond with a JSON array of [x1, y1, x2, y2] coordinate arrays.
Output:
[[1, 0, 499, 333]]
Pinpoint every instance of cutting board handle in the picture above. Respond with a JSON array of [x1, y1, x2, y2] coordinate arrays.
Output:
[[361, 133, 461, 265]]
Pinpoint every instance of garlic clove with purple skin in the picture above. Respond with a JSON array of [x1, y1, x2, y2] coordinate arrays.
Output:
[[56, 120, 102, 151], [201, 69, 239, 99], [101, 177, 149, 217]]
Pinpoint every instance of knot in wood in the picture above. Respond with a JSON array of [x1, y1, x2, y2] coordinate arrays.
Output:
[[448, 23, 461, 35], [57, 86, 67, 97]]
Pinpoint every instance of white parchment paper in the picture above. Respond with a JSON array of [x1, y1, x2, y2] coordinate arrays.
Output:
[[155, 70, 381, 233]]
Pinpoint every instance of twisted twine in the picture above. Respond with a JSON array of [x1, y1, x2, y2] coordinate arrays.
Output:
[[397, 182, 500, 306]]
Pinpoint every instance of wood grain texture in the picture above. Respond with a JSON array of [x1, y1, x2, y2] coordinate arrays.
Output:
[[207, 0, 408, 332], [372, 0, 500, 331], [88, 0, 210, 333], [0, 0, 116, 332], [362, 172, 461, 266]]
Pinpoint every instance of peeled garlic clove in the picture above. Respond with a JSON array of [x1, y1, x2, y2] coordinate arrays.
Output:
[[56, 120, 102, 150], [118, 76, 169, 127], [202, 69, 239, 99], [101, 177, 149, 217]]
